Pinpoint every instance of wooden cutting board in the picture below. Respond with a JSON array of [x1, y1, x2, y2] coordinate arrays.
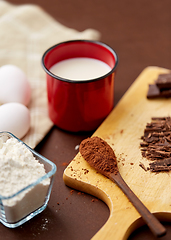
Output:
[[63, 66, 171, 240]]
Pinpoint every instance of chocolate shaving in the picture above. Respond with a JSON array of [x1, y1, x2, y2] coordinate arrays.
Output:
[[140, 117, 171, 172], [149, 158, 171, 172], [139, 162, 148, 171]]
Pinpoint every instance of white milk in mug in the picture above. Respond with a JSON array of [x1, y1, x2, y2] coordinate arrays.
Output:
[[49, 57, 112, 81]]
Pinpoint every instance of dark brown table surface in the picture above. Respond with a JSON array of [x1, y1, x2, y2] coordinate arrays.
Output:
[[4, 0, 171, 239]]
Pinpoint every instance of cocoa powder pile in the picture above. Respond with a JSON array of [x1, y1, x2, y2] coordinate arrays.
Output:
[[79, 136, 118, 177]]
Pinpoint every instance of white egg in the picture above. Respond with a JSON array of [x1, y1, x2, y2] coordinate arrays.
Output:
[[0, 103, 30, 139], [0, 65, 31, 106]]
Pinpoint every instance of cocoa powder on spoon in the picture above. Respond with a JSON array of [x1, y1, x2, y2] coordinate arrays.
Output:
[[79, 136, 118, 177]]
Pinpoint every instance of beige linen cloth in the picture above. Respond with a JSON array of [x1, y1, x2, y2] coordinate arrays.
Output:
[[0, 1, 100, 148]]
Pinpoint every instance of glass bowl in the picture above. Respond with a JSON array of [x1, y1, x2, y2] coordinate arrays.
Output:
[[0, 131, 56, 228]]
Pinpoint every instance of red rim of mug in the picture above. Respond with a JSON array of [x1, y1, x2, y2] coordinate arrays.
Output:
[[42, 40, 118, 83]]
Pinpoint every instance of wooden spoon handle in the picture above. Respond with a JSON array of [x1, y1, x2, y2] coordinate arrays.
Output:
[[111, 172, 166, 238]]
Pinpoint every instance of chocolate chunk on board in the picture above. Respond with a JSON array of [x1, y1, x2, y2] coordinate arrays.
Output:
[[147, 72, 171, 99], [155, 73, 171, 90], [147, 84, 160, 99], [147, 84, 171, 99]]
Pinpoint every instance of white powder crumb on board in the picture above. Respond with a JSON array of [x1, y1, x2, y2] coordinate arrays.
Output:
[[75, 144, 79, 151]]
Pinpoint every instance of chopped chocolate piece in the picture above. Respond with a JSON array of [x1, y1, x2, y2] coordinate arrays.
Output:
[[158, 142, 171, 147], [140, 142, 149, 147], [147, 73, 171, 99], [155, 73, 171, 90], [147, 84, 160, 99], [147, 84, 171, 98], [151, 117, 168, 120], [139, 162, 148, 171], [141, 151, 146, 158], [149, 158, 171, 172], [158, 73, 171, 79], [159, 90, 171, 98], [148, 149, 171, 158]]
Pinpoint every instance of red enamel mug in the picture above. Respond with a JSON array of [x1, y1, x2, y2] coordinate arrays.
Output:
[[42, 40, 118, 132]]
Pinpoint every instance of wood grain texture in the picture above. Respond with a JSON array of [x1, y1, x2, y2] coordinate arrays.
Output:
[[63, 66, 171, 240]]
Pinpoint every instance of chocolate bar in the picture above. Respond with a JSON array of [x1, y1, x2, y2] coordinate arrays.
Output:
[[147, 84, 171, 98], [156, 73, 171, 90], [147, 72, 171, 99]]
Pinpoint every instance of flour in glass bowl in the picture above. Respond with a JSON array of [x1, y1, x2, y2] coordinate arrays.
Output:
[[0, 137, 50, 223]]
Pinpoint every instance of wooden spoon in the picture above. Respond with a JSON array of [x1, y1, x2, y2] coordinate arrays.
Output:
[[79, 136, 166, 238]]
